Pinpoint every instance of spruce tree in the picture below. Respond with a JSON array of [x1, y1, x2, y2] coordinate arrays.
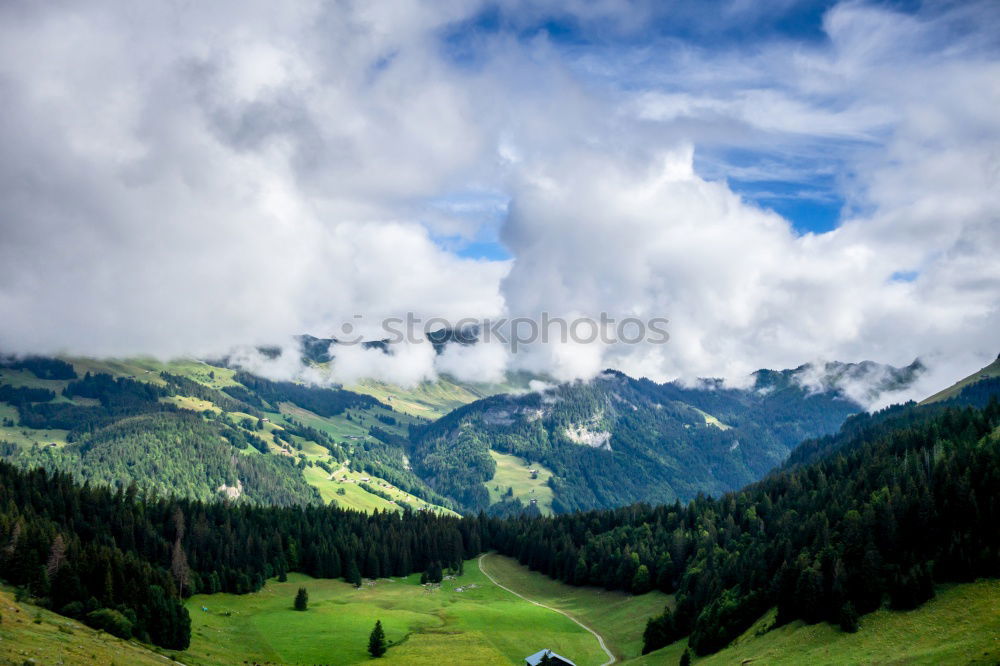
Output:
[[368, 619, 387, 658], [347, 559, 362, 588], [838, 602, 859, 633], [632, 564, 651, 594], [294, 587, 308, 611]]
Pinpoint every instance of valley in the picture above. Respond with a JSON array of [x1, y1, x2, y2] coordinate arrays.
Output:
[[0, 352, 997, 665], [2, 4, 996, 664], [173, 559, 612, 666]]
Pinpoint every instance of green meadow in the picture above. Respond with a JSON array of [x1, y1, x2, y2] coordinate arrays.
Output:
[[175, 558, 610, 665], [347, 377, 496, 419], [479, 553, 672, 661], [487, 450, 556, 515]]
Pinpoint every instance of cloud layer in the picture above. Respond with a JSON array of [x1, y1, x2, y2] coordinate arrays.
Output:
[[0, 0, 997, 397]]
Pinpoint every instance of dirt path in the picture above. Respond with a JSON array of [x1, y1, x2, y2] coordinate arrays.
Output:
[[477, 553, 616, 666]]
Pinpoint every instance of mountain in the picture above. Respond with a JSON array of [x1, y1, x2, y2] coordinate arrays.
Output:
[[406, 361, 922, 514], [0, 356, 457, 511], [1, 362, 995, 659], [920, 353, 1000, 405], [0, 352, 922, 518]]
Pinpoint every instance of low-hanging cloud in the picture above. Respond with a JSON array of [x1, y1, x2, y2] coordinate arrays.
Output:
[[0, 0, 997, 396]]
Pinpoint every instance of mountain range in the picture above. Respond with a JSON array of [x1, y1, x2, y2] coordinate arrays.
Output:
[[0, 350, 929, 516]]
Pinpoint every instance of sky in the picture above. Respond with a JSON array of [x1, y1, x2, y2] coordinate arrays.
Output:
[[0, 0, 998, 399]]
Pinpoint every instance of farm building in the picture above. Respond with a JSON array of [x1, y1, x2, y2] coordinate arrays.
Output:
[[525, 648, 576, 665]]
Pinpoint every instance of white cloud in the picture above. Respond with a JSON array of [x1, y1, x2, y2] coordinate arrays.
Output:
[[0, 0, 997, 392], [435, 339, 509, 384]]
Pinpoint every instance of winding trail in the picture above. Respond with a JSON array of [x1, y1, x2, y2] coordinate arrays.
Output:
[[477, 553, 616, 666]]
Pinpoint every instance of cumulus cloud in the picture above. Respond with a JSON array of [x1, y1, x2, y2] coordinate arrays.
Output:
[[0, 1, 506, 359], [0, 0, 997, 393], [495, 0, 1000, 393], [435, 339, 510, 384]]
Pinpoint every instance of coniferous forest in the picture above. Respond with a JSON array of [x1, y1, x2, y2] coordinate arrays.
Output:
[[487, 397, 1000, 655], [1, 386, 997, 655]]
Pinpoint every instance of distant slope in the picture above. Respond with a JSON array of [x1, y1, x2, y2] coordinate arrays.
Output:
[[629, 580, 1000, 665], [0, 356, 454, 512], [0, 353, 925, 516], [920, 353, 1000, 404], [346, 375, 517, 419], [407, 361, 921, 514]]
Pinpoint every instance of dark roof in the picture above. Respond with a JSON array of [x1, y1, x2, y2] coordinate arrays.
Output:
[[525, 648, 576, 666]]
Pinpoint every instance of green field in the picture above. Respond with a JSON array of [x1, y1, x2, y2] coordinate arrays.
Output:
[[691, 407, 731, 431], [347, 377, 496, 419], [629, 579, 1000, 665], [487, 451, 556, 515], [303, 463, 455, 515], [479, 553, 672, 661], [174, 558, 609, 665], [0, 401, 71, 448]]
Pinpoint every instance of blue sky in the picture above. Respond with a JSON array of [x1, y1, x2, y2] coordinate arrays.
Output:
[[431, 0, 921, 253]]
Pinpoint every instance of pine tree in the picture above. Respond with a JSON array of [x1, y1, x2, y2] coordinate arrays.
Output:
[[294, 587, 308, 611], [838, 602, 859, 633], [368, 619, 387, 658], [632, 564, 652, 594], [171, 538, 190, 597], [347, 559, 362, 588], [423, 561, 443, 584]]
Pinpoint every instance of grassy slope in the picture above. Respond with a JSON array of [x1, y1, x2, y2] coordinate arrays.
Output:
[[487, 451, 556, 515], [346, 376, 508, 419], [629, 579, 1000, 665], [479, 554, 672, 662], [174, 559, 608, 666], [1, 357, 456, 514], [921, 356, 1000, 404], [690, 407, 731, 431], [303, 464, 457, 516], [0, 402, 70, 448], [0, 587, 172, 666]]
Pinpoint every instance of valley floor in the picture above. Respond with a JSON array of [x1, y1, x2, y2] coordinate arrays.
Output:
[[173, 556, 616, 665], [2, 563, 997, 665], [478, 553, 673, 662]]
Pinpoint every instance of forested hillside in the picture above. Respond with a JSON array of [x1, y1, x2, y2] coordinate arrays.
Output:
[[484, 391, 1000, 657], [0, 460, 481, 651], [0, 359, 995, 660], [0, 354, 924, 517], [0, 356, 453, 511], [407, 362, 919, 514]]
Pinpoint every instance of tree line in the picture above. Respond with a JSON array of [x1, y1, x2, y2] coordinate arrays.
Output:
[[0, 457, 483, 650]]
